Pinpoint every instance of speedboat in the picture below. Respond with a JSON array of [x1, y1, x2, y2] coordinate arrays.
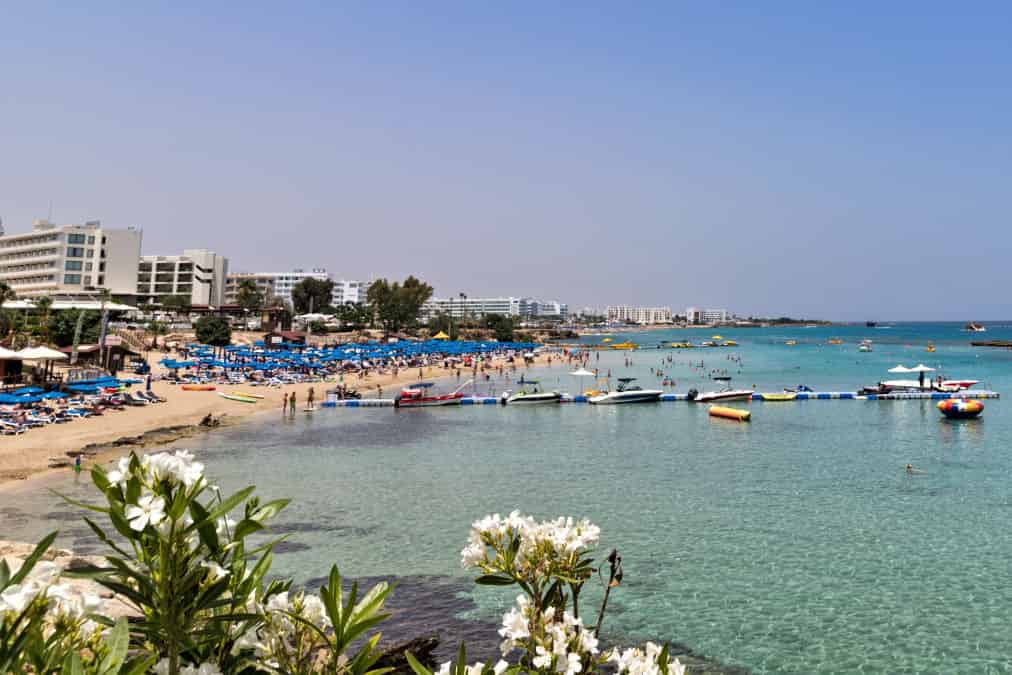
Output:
[[394, 382, 465, 408], [500, 380, 563, 405], [689, 377, 754, 403], [940, 379, 979, 390], [588, 378, 663, 404], [858, 340, 873, 352], [963, 322, 986, 333]]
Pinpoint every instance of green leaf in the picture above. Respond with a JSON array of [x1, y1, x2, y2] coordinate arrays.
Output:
[[188, 500, 220, 553], [405, 652, 434, 675], [51, 489, 109, 514], [10, 531, 57, 585], [200, 485, 255, 525], [108, 508, 137, 540], [82, 517, 132, 559], [232, 518, 264, 542], [61, 652, 84, 675], [98, 618, 129, 674], [0, 558, 9, 589], [90, 464, 111, 492], [474, 574, 515, 586], [250, 498, 290, 523]]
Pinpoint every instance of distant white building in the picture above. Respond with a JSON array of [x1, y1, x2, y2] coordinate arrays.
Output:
[[138, 249, 229, 306], [224, 269, 363, 307], [606, 306, 672, 325], [0, 219, 142, 298], [685, 307, 730, 324], [421, 296, 568, 320]]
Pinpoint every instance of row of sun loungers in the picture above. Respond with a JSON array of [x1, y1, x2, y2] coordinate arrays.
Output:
[[0, 389, 166, 435]]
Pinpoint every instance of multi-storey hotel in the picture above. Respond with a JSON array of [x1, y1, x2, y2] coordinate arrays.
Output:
[[0, 219, 142, 298], [224, 269, 364, 307], [685, 307, 730, 324], [137, 249, 229, 306], [606, 305, 673, 324], [421, 296, 568, 320]]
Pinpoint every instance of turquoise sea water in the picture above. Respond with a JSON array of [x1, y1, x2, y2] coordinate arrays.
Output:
[[4, 322, 1012, 673]]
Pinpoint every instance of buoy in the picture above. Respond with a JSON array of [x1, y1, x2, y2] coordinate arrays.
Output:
[[709, 405, 751, 422]]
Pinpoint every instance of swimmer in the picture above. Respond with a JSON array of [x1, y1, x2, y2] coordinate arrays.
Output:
[[905, 464, 926, 474]]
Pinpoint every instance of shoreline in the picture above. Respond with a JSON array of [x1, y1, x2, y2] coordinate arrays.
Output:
[[0, 351, 559, 491]]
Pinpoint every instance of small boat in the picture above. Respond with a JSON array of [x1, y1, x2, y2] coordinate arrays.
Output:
[[940, 379, 979, 390], [232, 391, 265, 399], [938, 399, 983, 419], [859, 340, 873, 352], [785, 340, 797, 346], [219, 392, 258, 403], [925, 343, 936, 353], [828, 339, 843, 345], [690, 377, 754, 403], [760, 392, 797, 401], [500, 380, 563, 405], [723, 340, 738, 347], [394, 382, 466, 408], [609, 342, 638, 350], [866, 321, 877, 327], [181, 384, 216, 391], [700, 341, 717, 347], [670, 342, 696, 349], [588, 378, 663, 404], [963, 322, 986, 333]]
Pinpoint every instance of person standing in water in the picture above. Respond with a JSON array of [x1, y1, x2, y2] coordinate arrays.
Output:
[[289, 391, 297, 416], [282, 392, 288, 414], [307, 387, 315, 410]]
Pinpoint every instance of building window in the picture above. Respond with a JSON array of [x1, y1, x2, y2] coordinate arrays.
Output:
[[66, 247, 85, 258], [85, 263, 93, 271], [63, 274, 82, 284], [99, 262, 106, 272], [98, 275, 105, 285], [86, 249, 94, 258], [67, 233, 86, 244], [87, 236, 95, 245], [65, 260, 83, 271], [84, 276, 92, 286]]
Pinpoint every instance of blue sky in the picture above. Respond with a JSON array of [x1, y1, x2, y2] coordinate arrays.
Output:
[[1, 2, 1009, 320]]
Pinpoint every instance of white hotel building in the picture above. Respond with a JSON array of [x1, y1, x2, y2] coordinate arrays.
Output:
[[137, 249, 229, 306], [421, 297, 568, 320], [606, 306, 673, 324], [224, 269, 364, 307], [0, 219, 142, 298], [685, 307, 730, 324]]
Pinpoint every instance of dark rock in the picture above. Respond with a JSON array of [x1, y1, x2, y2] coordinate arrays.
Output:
[[373, 635, 440, 672]]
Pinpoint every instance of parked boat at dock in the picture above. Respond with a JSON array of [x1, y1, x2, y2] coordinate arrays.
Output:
[[588, 378, 663, 404], [394, 382, 466, 408], [690, 377, 754, 403], [500, 380, 563, 405]]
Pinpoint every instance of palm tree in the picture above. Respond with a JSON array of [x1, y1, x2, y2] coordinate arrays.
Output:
[[1, 281, 17, 346], [33, 296, 53, 345]]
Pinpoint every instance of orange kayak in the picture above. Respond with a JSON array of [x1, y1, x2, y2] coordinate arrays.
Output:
[[181, 384, 216, 391]]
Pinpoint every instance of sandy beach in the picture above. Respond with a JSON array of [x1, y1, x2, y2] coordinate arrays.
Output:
[[0, 350, 561, 488]]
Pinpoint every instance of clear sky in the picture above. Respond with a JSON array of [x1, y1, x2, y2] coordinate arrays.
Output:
[[1, 2, 1009, 320]]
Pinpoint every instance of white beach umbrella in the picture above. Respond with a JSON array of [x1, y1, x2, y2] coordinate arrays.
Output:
[[17, 346, 68, 361], [570, 367, 596, 396], [888, 365, 912, 373], [910, 363, 936, 388], [0, 346, 22, 359]]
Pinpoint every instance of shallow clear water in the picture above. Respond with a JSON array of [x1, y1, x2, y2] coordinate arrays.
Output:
[[5, 322, 1012, 673]]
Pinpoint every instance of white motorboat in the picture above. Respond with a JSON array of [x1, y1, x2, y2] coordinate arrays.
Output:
[[690, 376, 754, 403], [858, 339, 873, 352], [588, 378, 663, 405], [500, 380, 563, 405], [963, 322, 986, 333]]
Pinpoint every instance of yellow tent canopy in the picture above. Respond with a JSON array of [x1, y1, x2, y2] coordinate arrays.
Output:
[[712, 335, 723, 339], [433, 331, 450, 340]]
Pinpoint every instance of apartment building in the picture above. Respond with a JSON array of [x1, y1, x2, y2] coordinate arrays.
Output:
[[685, 307, 730, 324], [224, 269, 364, 307], [137, 249, 229, 306], [421, 296, 568, 320], [0, 219, 141, 298], [606, 305, 673, 324]]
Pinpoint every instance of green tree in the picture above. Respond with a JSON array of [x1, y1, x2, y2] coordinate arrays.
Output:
[[194, 315, 232, 346], [31, 296, 53, 344], [483, 313, 515, 341], [49, 309, 101, 347], [146, 320, 168, 349], [0, 281, 16, 345], [160, 294, 191, 323], [426, 312, 459, 340], [291, 277, 335, 314], [366, 276, 433, 336], [332, 302, 371, 330], [235, 278, 263, 312]]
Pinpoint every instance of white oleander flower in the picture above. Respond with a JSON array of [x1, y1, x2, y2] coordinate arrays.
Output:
[[201, 561, 228, 581], [106, 456, 132, 486], [215, 516, 237, 538], [0, 583, 38, 613], [125, 493, 166, 531], [154, 660, 222, 675]]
